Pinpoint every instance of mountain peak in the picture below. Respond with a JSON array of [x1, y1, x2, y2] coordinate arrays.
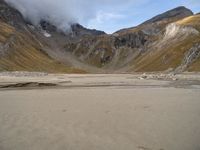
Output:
[[39, 20, 57, 32], [142, 6, 193, 25], [0, 0, 25, 28], [0, 0, 105, 38], [38, 20, 106, 37], [71, 23, 106, 36]]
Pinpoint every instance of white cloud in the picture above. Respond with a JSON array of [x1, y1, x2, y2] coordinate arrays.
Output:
[[5, 0, 147, 31], [93, 11, 125, 24]]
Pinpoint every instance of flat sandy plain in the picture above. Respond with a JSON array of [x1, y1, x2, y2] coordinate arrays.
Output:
[[0, 72, 200, 150]]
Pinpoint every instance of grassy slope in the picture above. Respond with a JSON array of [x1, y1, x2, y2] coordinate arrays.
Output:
[[1, 12, 199, 73], [0, 22, 85, 73], [129, 14, 200, 72], [178, 15, 200, 71]]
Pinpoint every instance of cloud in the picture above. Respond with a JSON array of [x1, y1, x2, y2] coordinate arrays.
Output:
[[5, 0, 147, 32], [92, 11, 125, 24], [5, 0, 81, 30]]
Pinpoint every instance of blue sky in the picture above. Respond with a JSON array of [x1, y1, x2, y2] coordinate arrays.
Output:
[[85, 0, 200, 33]]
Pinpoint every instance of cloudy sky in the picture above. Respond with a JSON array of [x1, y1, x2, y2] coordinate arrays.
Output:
[[6, 0, 200, 33], [86, 0, 200, 33]]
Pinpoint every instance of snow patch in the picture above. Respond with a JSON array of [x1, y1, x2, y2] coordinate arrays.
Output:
[[41, 30, 51, 38]]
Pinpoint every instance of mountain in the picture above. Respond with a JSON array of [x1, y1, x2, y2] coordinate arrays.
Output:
[[131, 14, 200, 72], [63, 6, 200, 72], [0, 0, 105, 73], [0, 0, 200, 73], [115, 6, 193, 35], [0, 0, 25, 28], [71, 23, 106, 37], [142, 6, 193, 24]]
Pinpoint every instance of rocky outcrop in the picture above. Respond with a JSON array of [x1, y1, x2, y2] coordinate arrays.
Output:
[[39, 20, 57, 33], [71, 23, 106, 37], [0, 0, 25, 28], [163, 23, 199, 40], [175, 44, 200, 72], [184, 44, 200, 65], [114, 31, 148, 49], [39, 21, 106, 37]]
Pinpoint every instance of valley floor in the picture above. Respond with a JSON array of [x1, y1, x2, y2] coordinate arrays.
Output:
[[0, 73, 200, 150]]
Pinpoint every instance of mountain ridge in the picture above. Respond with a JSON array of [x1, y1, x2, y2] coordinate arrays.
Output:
[[142, 6, 193, 25], [0, 0, 200, 73]]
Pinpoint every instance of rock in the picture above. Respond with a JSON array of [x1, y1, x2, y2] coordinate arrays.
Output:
[[114, 31, 148, 49], [184, 44, 200, 65], [40, 20, 57, 32], [164, 23, 199, 40], [71, 23, 106, 37], [175, 44, 200, 72], [139, 77, 145, 80], [0, 0, 25, 28]]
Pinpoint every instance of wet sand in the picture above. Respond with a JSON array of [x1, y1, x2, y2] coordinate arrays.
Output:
[[0, 73, 200, 150]]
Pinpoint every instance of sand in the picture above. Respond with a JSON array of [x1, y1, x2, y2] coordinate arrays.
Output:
[[0, 73, 200, 150]]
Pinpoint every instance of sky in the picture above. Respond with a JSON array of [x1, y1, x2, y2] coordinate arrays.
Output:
[[6, 0, 200, 33], [86, 0, 200, 33]]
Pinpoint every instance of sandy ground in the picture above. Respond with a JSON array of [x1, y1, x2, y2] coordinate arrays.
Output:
[[0, 73, 200, 150]]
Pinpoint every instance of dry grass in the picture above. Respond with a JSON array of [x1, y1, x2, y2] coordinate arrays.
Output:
[[0, 22, 86, 73], [126, 15, 200, 72], [188, 57, 200, 71], [1, 14, 200, 73], [131, 35, 200, 72], [177, 14, 200, 31]]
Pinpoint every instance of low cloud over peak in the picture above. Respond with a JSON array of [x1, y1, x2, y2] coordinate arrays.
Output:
[[4, 0, 200, 33], [5, 0, 134, 31]]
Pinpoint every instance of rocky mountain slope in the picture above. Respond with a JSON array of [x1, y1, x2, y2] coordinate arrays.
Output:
[[0, 0, 104, 73], [0, 0, 199, 73]]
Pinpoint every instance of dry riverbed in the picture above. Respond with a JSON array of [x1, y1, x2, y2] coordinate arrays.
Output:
[[0, 72, 200, 150]]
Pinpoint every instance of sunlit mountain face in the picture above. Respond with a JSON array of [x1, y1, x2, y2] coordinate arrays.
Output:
[[0, 0, 200, 73]]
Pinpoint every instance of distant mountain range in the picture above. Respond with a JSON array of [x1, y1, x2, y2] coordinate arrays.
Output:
[[0, 0, 200, 73]]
